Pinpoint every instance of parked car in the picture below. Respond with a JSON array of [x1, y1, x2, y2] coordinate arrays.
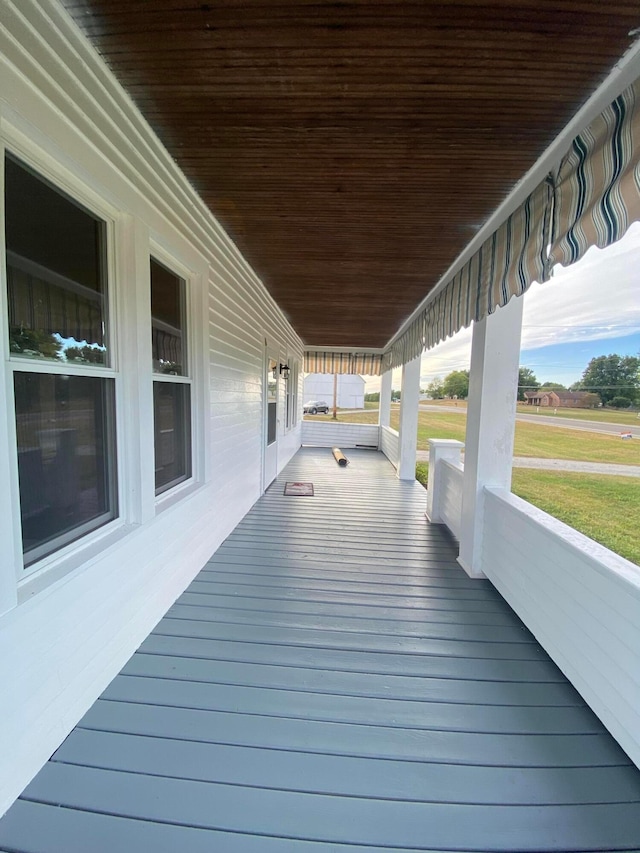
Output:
[[303, 400, 329, 414]]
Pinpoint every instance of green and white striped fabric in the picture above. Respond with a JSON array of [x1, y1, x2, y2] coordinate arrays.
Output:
[[387, 179, 553, 369], [304, 351, 384, 375], [549, 79, 640, 267]]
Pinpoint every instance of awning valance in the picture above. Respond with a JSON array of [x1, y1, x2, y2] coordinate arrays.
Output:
[[387, 179, 553, 369], [549, 79, 640, 268], [304, 351, 384, 375], [386, 76, 640, 371]]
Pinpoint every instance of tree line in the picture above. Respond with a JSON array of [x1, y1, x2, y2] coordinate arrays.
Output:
[[423, 353, 640, 408]]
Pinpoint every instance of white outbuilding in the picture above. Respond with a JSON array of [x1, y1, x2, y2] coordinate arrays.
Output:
[[303, 373, 365, 409]]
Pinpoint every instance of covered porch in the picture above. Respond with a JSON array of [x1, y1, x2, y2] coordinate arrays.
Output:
[[1, 447, 639, 852]]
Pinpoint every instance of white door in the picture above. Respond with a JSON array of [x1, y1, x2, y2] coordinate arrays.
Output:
[[263, 350, 278, 489]]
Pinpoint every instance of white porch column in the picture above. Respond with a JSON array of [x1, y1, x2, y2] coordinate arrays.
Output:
[[458, 296, 524, 578], [379, 369, 392, 428], [397, 355, 421, 481]]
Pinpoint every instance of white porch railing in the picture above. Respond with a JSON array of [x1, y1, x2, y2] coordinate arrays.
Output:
[[438, 460, 464, 539], [482, 487, 640, 771], [427, 437, 640, 770], [301, 420, 379, 449], [380, 425, 399, 468]]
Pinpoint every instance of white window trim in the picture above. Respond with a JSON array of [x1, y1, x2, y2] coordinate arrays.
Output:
[[284, 351, 294, 433], [292, 359, 300, 428], [0, 137, 133, 590], [149, 240, 209, 510]]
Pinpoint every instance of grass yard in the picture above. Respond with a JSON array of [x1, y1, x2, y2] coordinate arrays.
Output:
[[415, 461, 429, 488], [412, 464, 640, 566], [512, 421, 640, 463], [511, 470, 640, 566], [305, 409, 640, 464]]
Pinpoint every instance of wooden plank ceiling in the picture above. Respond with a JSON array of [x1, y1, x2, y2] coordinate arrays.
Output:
[[61, 1, 639, 349]]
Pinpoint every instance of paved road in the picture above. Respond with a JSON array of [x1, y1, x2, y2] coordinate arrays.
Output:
[[415, 449, 640, 478], [513, 411, 640, 438]]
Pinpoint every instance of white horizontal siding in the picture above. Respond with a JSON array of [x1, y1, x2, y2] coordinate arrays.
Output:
[[302, 421, 380, 449], [380, 425, 399, 467], [0, 0, 304, 815], [482, 488, 640, 768], [439, 461, 464, 540]]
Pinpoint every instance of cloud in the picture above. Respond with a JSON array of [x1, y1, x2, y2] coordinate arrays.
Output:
[[366, 223, 640, 391], [521, 222, 640, 350]]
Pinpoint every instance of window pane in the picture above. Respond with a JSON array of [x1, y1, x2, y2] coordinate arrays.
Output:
[[154, 382, 191, 493], [14, 372, 117, 566], [285, 373, 291, 428], [5, 157, 108, 364], [151, 259, 186, 376], [267, 358, 277, 445]]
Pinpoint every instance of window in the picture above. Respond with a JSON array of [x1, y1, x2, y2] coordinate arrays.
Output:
[[285, 364, 292, 430], [284, 359, 299, 430], [151, 257, 192, 494], [267, 358, 277, 445], [4, 155, 118, 567], [291, 361, 299, 426]]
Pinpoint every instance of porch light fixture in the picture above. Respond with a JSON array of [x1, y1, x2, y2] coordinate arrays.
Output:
[[279, 363, 291, 380]]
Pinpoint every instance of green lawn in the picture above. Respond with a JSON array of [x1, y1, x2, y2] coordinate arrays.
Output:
[[511, 470, 640, 566], [305, 409, 640, 465]]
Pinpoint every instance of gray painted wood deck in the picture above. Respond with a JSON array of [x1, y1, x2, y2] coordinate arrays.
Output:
[[2, 448, 640, 852]]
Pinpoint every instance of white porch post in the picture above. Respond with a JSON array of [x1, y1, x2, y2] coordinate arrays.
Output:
[[379, 369, 392, 428], [397, 355, 421, 481], [458, 296, 524, 578]]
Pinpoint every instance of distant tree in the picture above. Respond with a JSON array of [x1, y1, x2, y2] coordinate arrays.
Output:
[[443, 370, 469, 400], [65, 344, 105, 364], [609, 395, 632, 409], [426, 378, 445, 399], [576, 354, 640, 406], [364, 392, 380, 402], [580, 392, 601, 409], [518, 367, 540, 401], [9, 326, 62, 360], [538, 382, 566, 391]]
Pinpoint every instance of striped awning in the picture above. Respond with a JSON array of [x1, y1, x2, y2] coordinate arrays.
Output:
[[387, 179, 553, 369], [7, 255, 105, 350], [549, 79, 640, 268], [386, 76, 640, 371], [304, 351, 384, 375]]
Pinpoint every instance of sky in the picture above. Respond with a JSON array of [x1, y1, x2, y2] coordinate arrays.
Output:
[[365, 221, 640, 392]]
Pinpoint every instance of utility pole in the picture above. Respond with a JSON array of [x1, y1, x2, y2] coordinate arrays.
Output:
[[332, 372, 338, 419]]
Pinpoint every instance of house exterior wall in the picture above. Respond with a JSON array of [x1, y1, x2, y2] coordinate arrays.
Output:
[[303, 373, 365, 408], [0, 0, 303, 815]]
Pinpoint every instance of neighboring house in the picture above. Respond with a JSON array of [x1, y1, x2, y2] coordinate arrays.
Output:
[[524, 390, 599, 408], [303, 373, 365, 409]]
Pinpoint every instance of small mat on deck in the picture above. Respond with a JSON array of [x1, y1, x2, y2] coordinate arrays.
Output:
[[284, 481, 314, 496]]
